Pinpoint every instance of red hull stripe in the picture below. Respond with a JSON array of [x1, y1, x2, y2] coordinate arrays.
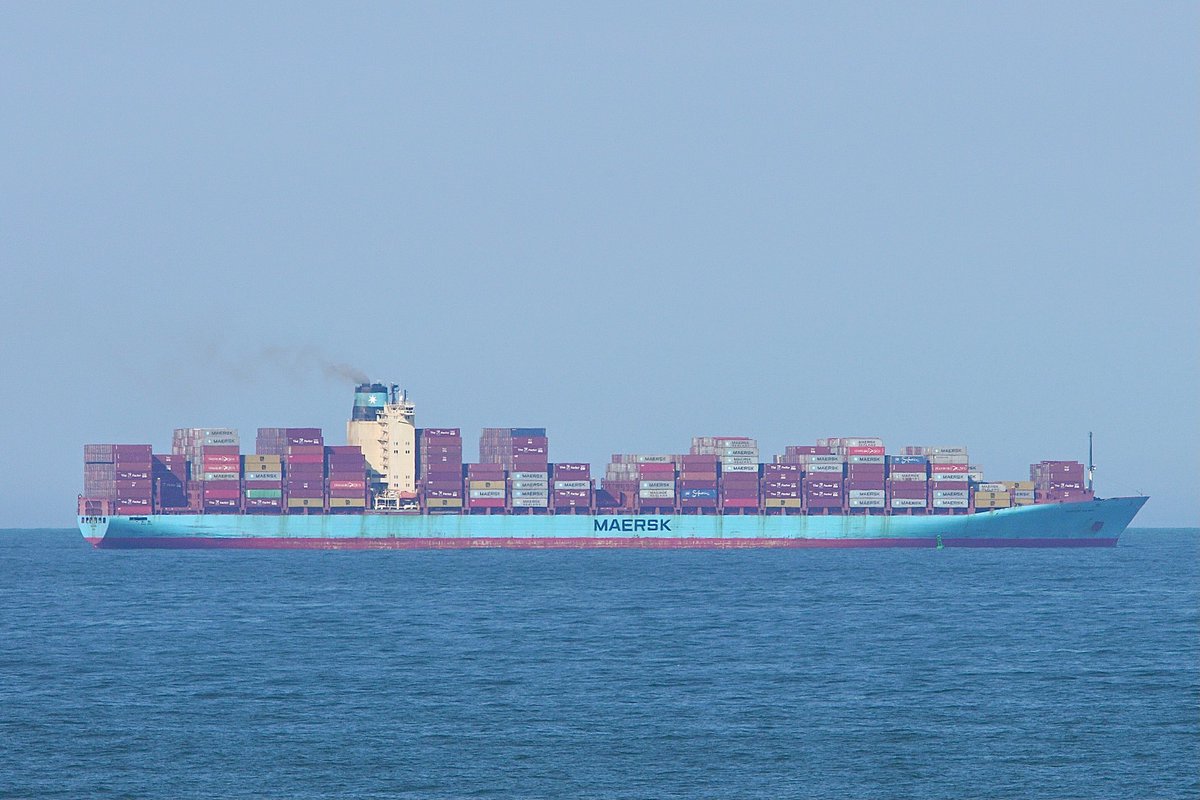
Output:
[[93, 536, 1119, 550]]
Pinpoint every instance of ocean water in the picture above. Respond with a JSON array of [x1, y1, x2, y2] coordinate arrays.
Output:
[[1, 529, 1196, 799]]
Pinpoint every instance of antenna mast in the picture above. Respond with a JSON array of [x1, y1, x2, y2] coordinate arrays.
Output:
[[1087, 431, 1095, 492]]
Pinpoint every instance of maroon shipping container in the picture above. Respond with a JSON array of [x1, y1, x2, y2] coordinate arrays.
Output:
[[202, 487, 240, 500], [679, 479, 719, 489], [245, 498, 282, 509], [286, 480, 323, 490], [929, 481, 968, 490], [786, 446, 833, 455], [679, 497, 718, 508], [425, 489, 463, 499], [637, 463, 676, 475], [285, 465, 325, 477], [243, 480, 282, 490], [467, 498, 506, 508], [329, 488, 366, 499], [115, 470, 151, 480], [846, 480, 886, 491], [552, 463, 590, 476], [722, 498, 760, 509], [199, 446, 240, 456], [285, 454, 324, 465], [324, 445, 361, 455], [763, 489, 800, 498], [721, 489, 759, 499], [888, 463, 927, 473], [204, 498, 239, 509], [887, 487, 928, 498], [804, 496, 843, 508], [553, 489, 590, 500], [681, 455, 719, 467], [329, 480, 366, 491], [764, 464, 802, 475], [286, 488, 323, 499]]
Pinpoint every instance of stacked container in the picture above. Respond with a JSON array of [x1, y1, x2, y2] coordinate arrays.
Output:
[[257, 428, 325, 513], [466, 463, 506, 511], [1031, 461, 1093, 503], [833, 438, 886, 512], [1005, 480, 1036, 506], [635, 456, 677, 511], [83, 444, 155, 514], [691, 437, 760, 512], [242, 451, 283, 512], [153, 453, 189, 509], [551, 463, 592, 512], [327, 445, 368, 512], [761, 463, 801, 510], [419, 428, 463, 512], [678, 453, 718, 513], [886, 455, 929, 512], [173, 428, 241, 513], [602, 456, 640, 511], [481, 428, 549, 510], [973, 482, 1012, 510]]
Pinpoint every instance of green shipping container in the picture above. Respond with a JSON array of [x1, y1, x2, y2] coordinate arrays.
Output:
[[245, 489, 283, 499]]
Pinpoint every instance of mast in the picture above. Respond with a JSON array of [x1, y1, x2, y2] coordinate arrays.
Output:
[[1087, 431, 1095, 492]]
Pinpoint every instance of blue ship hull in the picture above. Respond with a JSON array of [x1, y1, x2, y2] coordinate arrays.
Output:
[[78, 496, 1148, 549]]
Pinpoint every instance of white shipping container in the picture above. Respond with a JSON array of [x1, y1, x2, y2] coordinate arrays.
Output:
[[554, 480, 590, 490], [639, 480, 675, 491], [722, 448, 758, 457], [720, 456, 757, 465], [842, 438, 884, 448], [930, 454, 970, 465], [967, 471, 985, 482], [978, 483, 1007, 492], [849, 498, 886, 507], [511, 498, 548, 508], [468, 489, 505, 499], [1014, 490, 1035, 499], [636, 455, 673, 463], [930, 472, 968, 482], [932, 490, 968, 499], [203, 473, 239, 482], [929, 446, 968, 456], [890, 497, 928, 508], [511, 489, 548, 499], [511, 472, 548, 481], [510, 480, 547, 490], [245, 472, 282, 481], [848, 455, 885, 464], [888, 472, 927, 482], [933, 498, 969, 508], [848, 490, 885, 500], [805, 464, 844, 473], [806, 454, 843, 464], [639, 489, 675, 499], [722, 464, 759, 473]]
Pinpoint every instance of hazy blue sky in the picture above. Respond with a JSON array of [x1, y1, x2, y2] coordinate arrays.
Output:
[[1, 3, 1195, 526]]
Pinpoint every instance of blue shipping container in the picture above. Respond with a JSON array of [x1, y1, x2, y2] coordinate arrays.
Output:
[[681, 488, 718, 499]]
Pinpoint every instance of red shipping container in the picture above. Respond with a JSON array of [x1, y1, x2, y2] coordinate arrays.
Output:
[[467, 498, 506, 508], [329, 480, 366, 490], [286, 454, 325, 464], [200, 446, 240, 456], [847, 446, 885, 456], [286, 488, 323, 499], [637, 463, 676, 475], [888, 463, 928, 473], [202, 487, 240, 499], [930, 464, 969, 473], [203, 463, 240, 473], [329, 488, 366, 498], [243, 480, 282, 490]]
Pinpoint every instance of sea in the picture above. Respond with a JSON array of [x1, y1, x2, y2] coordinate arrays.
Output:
[[1, 528, 1197, 799]]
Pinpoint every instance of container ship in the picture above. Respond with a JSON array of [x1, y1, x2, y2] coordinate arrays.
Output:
[[77, 382, 1147, 549]]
